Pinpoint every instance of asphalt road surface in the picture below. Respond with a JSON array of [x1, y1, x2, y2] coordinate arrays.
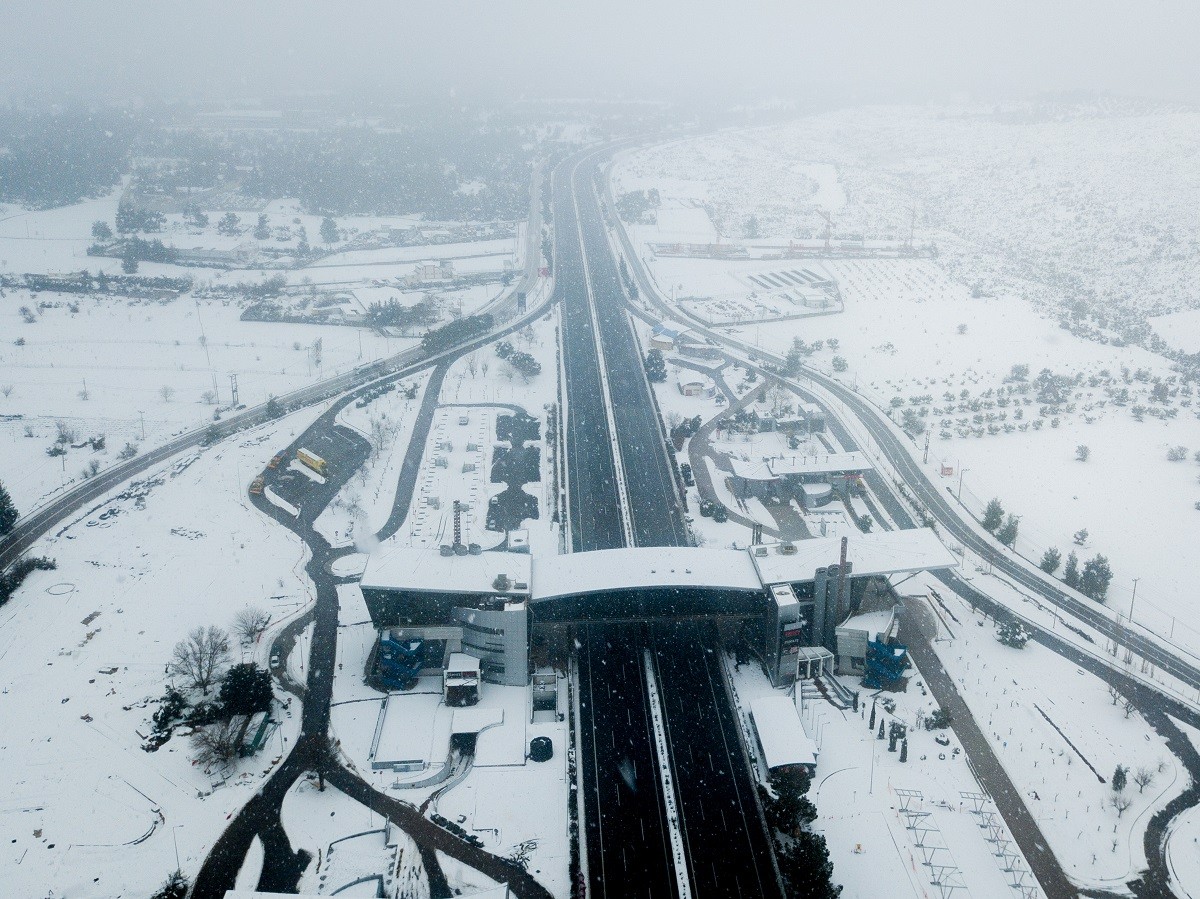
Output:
[[561, 147, 780, 899]]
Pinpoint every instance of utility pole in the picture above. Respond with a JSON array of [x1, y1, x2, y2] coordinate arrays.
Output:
[[957, 468, 970, 501], [1129, 577, 1140, 626], [138, 410, 146, 440]]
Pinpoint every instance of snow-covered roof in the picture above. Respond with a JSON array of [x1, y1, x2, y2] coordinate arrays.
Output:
[[532, 547, 762, 601], [750, 529, 958, 586], [729, 452, 873, 479], [749, 695, 818, 770], [837, 608, 897, 641], [676, 372, 713, 388], [361, 545, 531, 596]]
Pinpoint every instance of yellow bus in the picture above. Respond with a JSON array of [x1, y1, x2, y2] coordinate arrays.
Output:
[[296, 447, 327, 476]]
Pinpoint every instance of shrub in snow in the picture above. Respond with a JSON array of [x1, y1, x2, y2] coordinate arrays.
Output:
[[996, 618, 1031, 649], [148, 871, 189, 899], [1167, 445, 1189, 462], [925, 708, 952, 730], [1076, 444, 1090, 462]]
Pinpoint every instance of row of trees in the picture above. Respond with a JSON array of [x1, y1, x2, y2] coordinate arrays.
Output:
[[760, 768, 842, 898], [1039, 547, 1113, 601], [495, 340, 542, 380]]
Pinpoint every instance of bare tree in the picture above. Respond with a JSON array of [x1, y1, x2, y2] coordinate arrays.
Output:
[[1133, 767, 1156, 793], [201, 389, 217, 405], [233, 607, 271, 644], [190, 717, 242, 767], [1107, 684, 1121, 706], [169, 626, 231, 694], [160, 385, 175, 402], [1110, 793, 1133, 817], [0, 384, 13, 398], [466, 353, 478, 379], [1123, 699, 1136, 719]]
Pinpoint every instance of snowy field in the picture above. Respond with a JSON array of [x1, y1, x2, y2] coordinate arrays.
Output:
[[914, 572, 1191, 891], [0, 192, 528, 517], [0, 406, 322, 898], [617, 125, 1200, 654]]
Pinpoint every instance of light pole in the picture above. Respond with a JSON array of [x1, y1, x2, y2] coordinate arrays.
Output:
[[1129, 577, 1140, 626], [172, 824, 182, 871], [957, 467, 970, 501], [138, 410, 146, 441]]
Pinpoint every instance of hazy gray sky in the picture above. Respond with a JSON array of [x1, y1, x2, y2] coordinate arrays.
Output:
[[4, 1, 1198, 105]]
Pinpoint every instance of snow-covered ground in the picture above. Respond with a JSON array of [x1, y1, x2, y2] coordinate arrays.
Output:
[[912, 572, 1190, 891], [731, 652, 1039, 899], [617, 128, 1200, 655], [0, 406, 322, 898], [0, 193, 529, 518]]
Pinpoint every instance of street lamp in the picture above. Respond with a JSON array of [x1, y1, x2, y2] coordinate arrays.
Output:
[[1129, 577, 1140, 626], [957, 467, 970, 501]]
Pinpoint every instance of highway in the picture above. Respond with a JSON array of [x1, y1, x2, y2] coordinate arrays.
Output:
[[557, 147, 681, 897], [561, 147, 781, 899]]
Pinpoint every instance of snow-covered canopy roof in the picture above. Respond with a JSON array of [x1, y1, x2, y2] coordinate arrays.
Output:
[[749, 695, 818, 770], [729, 452, 873, 479], [361, 545, 531, 596], [532, 547, 762, 601], [751, 529, 957, 586]]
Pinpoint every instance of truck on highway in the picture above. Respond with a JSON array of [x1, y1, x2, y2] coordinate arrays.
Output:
[[249, 475, 265, 495], [296, 448, 327, 476]]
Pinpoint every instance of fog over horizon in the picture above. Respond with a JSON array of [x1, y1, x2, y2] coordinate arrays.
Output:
[[4, 1, 1200, 107]]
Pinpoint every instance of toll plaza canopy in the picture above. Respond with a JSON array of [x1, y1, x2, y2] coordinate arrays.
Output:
[[358, 529, 958, 625], [750, 528, 957, 587], [530, 546, 765, 622]]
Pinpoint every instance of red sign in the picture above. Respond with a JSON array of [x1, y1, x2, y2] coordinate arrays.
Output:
[[940, 465, 954, 477]]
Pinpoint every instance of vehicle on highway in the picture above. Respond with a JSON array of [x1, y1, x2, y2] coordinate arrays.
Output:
[[296, 448, 327, 476], [268, 454, 284, 469], [249, 475, 265, 495]]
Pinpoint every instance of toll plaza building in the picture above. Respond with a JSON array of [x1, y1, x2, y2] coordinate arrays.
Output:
[[359, 528, 958, 689]]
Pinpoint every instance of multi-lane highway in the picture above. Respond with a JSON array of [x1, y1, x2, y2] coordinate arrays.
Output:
[[559, 146, 781, 899]]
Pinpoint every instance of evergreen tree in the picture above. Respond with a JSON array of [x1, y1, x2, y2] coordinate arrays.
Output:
[[320, 215, 339, 243], [1112, 764, 1127, 792], [746, 214, 760, 239], [265, 396, 282, 419], [91, 220, 112, 240], [780, 831, 842, 899], [1039, 547, 1061, 574], [644, 348, 667, 383], [996, 514, 1020, 547], [1080, 555, 1113, 602], [218, 662, 273, 717], [982, 498, 1005, 532], [1063, 551, 1080, 589], [121, 250, 139, 274], [217, 212, 241, 236], [253, 213, 270, 240], [0, 480, 18, 535]]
